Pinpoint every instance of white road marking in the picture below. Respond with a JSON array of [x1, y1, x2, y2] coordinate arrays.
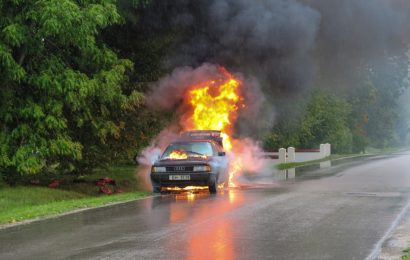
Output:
[[365, 199, 410, 260]]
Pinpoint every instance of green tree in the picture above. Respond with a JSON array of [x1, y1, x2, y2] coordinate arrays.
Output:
[[365, 55, 409, 148], [0, 0, 142, 181], [96, 0, 182, 164], [263, 90, 353, 153], [347, 53, 410, 150], [263, 120, 301, 151], [299, 90, 353, 153]]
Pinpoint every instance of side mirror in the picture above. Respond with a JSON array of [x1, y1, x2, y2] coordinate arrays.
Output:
[[218, 152, 226, 156]]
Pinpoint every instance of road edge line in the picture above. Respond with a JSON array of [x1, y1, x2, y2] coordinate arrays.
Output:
[[365, 199, 410, 260]]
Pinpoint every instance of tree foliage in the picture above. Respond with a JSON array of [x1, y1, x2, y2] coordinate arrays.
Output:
[[0, 0, 142, 179], [1, 0, 409, 183], [299, 90, 352, 153], [264, 90, 353, 153], [98, 0, 182, 163]]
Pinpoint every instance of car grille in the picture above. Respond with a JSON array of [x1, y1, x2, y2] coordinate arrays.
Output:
[[165, 166, 194, 172]]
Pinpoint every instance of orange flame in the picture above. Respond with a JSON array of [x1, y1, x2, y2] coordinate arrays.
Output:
[[168, 150, 188, 160], [182, 67, 244, 187]]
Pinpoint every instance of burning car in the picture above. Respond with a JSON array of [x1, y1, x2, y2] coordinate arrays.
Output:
[[150, 130, 228, 193]]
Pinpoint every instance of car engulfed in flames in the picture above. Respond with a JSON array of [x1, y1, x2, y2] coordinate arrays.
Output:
[[150, 131, 228, 193], [147, 66, 264, 193]]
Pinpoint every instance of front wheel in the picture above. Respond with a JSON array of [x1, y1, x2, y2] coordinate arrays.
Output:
[[208, 182, 217, 194], [208, 178, 218, 194]]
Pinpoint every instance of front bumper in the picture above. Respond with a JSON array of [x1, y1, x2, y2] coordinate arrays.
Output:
[[150, 172, 217, 187]]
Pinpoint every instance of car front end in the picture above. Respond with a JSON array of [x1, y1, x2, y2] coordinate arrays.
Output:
[[150, 160, 218, 189], [149, 137, 228, 193]]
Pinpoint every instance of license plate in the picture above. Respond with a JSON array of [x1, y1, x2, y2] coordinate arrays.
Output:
[[169, 175, 190, 181]]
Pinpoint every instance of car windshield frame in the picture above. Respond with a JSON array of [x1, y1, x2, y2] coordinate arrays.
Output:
[[161, 141, 215, 159]]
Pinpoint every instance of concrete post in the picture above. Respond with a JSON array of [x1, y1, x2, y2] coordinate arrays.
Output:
[[320, 144, 325, 158], [277, 170, 287, 181], [287, 147, 295, 163], [326, 143, 331, 156], [287, 168, 296, 179], [278, 148, 286, 163]]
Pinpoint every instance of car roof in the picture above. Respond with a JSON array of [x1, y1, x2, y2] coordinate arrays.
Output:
[[169, 139, 214, 145], [168, 139, 223, 149], [179, 130, 224, 147]]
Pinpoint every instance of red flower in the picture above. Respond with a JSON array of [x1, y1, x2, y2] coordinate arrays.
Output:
[[100, 186, 113, 195], [48, 180, 59, 189]]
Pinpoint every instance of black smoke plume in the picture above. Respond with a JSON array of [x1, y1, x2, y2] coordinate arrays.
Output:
[[136, 0, 410, 137]]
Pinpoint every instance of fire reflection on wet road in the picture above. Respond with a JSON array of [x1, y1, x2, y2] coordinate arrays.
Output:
[[166, 190, 243, 260]]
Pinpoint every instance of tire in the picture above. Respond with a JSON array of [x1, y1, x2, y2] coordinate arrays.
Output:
[[208, 178, 218, 194], [208, 182, 217, 194], [152, 186, 161, 193]]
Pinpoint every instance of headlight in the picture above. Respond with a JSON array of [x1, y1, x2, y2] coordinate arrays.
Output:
[[152, 166, 166, 173], [193, 165, 211, 172]]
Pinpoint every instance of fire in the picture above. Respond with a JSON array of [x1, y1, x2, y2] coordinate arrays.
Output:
[[164, 186, 209, 191], [164, 184, 226, 193], [167, 150, 208, 160], [182, 67, 244, 187], [168, 150, 188, 160]]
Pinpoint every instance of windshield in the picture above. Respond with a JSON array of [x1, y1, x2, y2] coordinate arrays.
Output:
[[161, 142, 214, 159]]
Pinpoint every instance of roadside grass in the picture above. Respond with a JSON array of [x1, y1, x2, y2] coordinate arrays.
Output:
[[0, 187, 148, 224], [365, 146, 408, 155], [85, 164, 141, 191], [0, 176, 5, 188], [60, 164, 143, 194], [0, 164, 150, 225], [403, 247, 410, 260]]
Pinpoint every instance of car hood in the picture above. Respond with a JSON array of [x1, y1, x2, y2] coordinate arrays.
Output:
[[154, 157, 211, 166]]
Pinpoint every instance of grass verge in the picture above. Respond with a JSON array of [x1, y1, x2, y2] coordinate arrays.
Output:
[[403, 247, 410, 260], [0, 187, 149, 225], [0, 164, 150, 225], [365, 146, 408, 155]]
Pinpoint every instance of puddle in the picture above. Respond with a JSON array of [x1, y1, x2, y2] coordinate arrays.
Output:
[[345, 192, 401, 198]]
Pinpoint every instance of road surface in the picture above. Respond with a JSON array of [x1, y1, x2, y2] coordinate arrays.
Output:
[[1, 153, 410, 260]]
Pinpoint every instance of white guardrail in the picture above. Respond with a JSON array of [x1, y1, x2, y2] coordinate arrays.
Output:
[[262, 143, 331, 164]]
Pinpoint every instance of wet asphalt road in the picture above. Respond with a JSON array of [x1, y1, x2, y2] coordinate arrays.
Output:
[[1, 153, 410, 260]]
